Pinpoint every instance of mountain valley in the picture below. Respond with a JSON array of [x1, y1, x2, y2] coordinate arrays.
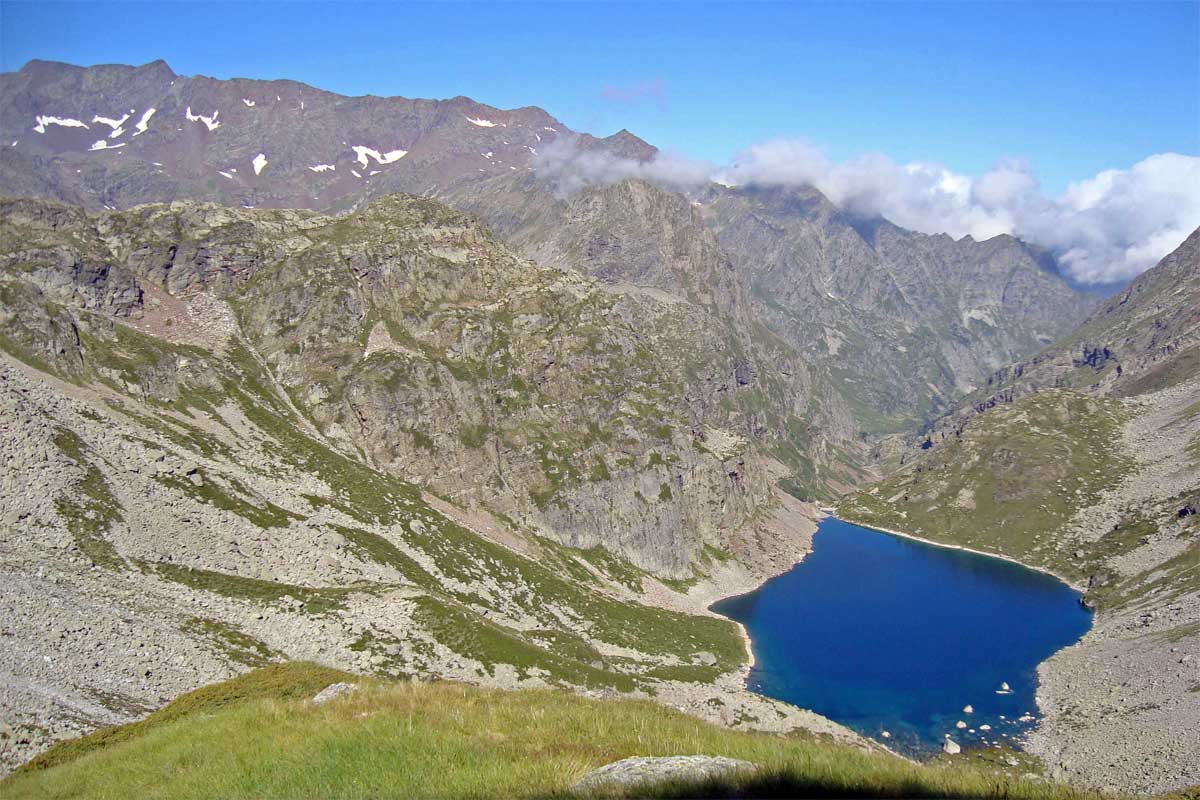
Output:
[[0, 58, 1197, 797]]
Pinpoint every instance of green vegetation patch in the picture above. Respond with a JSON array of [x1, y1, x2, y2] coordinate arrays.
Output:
[[155, 471, 302, 529], [146, 562, 368, 615], [331, 524, 435, 591], [183, 617, 281, 667], [839, 390, 1131, 585], [11, 662, 352, 777], [411, 595, 637, 692], [51, 428, 125, 570], [573, 545, 648, 593], [400, 516, 743, 670]]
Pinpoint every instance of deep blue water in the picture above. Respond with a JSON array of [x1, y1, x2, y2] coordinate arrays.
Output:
[[711, 518, 1092, 754]]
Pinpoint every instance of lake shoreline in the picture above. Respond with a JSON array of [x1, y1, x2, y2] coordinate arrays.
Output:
[[710, 513, 1094, 757], [835, 515, 1089, 594], [648, 497, 876, 750]]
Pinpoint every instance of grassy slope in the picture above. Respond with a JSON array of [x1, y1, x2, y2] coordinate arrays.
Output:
[[839, 391, 1128, 583], [3, 664, 1114, 800], [838, 389, 1200, 610]]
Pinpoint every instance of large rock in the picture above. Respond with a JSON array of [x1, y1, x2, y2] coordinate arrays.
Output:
[[311, 682, 357, 705], [572, 755, 758, 792]]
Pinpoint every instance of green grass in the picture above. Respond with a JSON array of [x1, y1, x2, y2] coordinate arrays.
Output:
[[2, 663, 1119, 800], [411, 596, 639, 692], [838, 391, 1131, 587], [155, 472, 302, 529], [145, 562, 372, 615], [10, 662, 352, 776], [182, 617, 281, 667], [330, 524, 437, 591]]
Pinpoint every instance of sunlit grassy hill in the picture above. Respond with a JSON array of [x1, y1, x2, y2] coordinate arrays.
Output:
[[2, 663, 1132, 800]]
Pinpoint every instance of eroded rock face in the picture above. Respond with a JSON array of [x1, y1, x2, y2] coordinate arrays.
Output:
[[697, 183, 1099, 435], [0, 193, 847, 576]]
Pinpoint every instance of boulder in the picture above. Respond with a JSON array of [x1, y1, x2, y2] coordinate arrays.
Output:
[[572, 755, 758, 792], [311, 682, 358, 705], [943, 737, 961, 755]]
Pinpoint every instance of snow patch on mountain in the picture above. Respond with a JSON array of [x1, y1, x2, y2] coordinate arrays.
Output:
[[466, 117, 496, 127], [242, 99, 256, 107], [351, 146, 407, 168], [132, 108, 156, 136], [92, 112, 132, 138], [185, 107, 220, 131], [88, 139, 126, 151], [219, 171, 235, 180], [309, 164, 335, 173], [33, 116, 89, 133], [252, 154, 268, 175]]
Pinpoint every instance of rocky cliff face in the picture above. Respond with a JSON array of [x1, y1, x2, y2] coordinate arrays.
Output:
[[696, 184, 1099, 434], [0, 193, 845, 576], [966, 226, 1200, 408]]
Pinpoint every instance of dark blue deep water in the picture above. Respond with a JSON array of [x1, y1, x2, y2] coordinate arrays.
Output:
[[711, 518, 1092, 754]]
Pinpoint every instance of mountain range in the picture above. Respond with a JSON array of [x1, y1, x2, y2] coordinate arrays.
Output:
[[1, 59, 1196, 794]]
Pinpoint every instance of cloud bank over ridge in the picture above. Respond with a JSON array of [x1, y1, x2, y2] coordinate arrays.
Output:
[[535, 136, 1200, 285]]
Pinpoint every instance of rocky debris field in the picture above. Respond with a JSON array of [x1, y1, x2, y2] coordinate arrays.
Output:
[[0, 353, 866, 775], [1026, 378, 1200, 795]]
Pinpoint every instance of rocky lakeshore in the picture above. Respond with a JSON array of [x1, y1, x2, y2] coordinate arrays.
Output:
[[1024, 378, 1200, 795]]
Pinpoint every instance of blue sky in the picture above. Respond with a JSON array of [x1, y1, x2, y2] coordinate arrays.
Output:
[[2, 1, 1196, 193]]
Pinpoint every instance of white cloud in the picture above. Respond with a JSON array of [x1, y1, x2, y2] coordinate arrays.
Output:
[[1024, 154, 1200, 283], [534, 133, 1200, 284], [533, 135, 713, 198], [719, 141, 1200, 284]]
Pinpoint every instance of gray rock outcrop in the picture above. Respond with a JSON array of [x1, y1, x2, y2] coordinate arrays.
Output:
[[572, 755, 758, 792]]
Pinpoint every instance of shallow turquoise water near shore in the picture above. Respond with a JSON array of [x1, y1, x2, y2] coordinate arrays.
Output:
[[711, 518, 1092, 754]]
